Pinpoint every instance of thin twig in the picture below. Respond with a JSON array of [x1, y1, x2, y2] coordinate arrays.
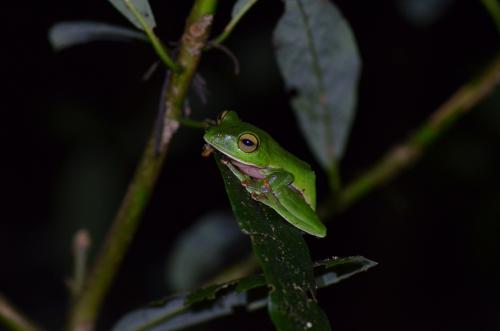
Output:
[[69, 230, 92, 300], [66, 1, 218, 330], [122, 0, 181, 72], [0, 294, 44, 331], [210, 0, 259, 46], [319, 53, 500, 219]]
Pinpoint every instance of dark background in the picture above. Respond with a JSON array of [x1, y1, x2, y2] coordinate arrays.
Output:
[[1, 0, 500, 330]]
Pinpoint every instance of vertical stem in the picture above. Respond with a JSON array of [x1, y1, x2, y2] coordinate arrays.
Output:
[[66, 1, 218, 330], [71, 230, 92, 300], [327, 162, 342, 198]]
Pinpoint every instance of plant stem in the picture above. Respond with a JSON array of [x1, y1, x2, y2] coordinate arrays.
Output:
[[70, 230, 92, 300], [66, 1, 218, 330], [123, 0, 181, 72], [177, 117, 209, 129], [210, 0, 259, 45], [0, 294, 44, 331], [327, 161, 342, 201], [319, 53, 500, 219]]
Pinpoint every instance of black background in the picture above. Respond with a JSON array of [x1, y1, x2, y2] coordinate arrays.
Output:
[[1, 0, 500, 330]]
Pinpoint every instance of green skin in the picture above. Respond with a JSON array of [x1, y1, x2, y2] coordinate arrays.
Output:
[[203, 111, 326, 238]]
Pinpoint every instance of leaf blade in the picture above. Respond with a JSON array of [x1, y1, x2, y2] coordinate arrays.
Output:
[[273, 0, 361, 167], [48, 21, 147, 51], [111, 256, 376, 331], [108, 0, 156, 30]]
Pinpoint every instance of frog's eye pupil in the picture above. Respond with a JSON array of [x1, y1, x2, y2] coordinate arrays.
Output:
[[238, 133, 259, 152], [242, 139, 254, 147]]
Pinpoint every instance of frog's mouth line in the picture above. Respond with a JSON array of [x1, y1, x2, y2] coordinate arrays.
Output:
[[220, 154, 266, 180]]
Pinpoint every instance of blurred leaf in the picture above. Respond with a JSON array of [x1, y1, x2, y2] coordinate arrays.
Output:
[[231, 0, 259, 18], [109, 0, 156, 30], [215, 154, 331, 331], [48, 21, 147, 51], [165, 211, 250, 291], [111, 256, 376, 331], [395, 0, 454, 27], [273, 0, 361, 168]]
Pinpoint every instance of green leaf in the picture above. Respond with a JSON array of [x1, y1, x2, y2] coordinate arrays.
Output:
[[48, 21, 147, 51], [108, 0, 156, 31], [273, 0, 361, 167], [215, 154, 331, 331], [111, 256, 376, 331]]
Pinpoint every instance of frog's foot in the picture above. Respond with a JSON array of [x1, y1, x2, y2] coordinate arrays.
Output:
[[201, 144, 215, 158], [250, 191, 266, 201]]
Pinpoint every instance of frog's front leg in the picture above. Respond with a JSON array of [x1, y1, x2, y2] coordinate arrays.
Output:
[[221, 158, 252, 183], [222, 161, 272, 201], [242, 170, 295, 195], [222, 159, 292, 194]]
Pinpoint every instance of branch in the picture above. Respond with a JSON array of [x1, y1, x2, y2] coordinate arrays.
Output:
[[68, 230, 92, 300], [66, 1, 218, 330], [319, 53, 500, 219], [0, 294, 44, 331]]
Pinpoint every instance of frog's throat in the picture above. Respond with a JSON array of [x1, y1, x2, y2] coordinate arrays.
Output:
[[220, 154, 266, 179]]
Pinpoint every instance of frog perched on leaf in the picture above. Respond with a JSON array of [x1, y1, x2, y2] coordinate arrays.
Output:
[[203, 111, 326, 238]]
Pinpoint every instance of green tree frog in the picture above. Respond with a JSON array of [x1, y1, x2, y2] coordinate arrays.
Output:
[[203, 111, 326, 238]]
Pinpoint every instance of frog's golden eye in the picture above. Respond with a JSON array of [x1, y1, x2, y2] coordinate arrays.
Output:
[[238, 133, 259, 153], [217, 110, 230, 123]]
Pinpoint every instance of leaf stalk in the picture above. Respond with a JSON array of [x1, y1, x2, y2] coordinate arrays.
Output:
[[122, 0, 181, 72]]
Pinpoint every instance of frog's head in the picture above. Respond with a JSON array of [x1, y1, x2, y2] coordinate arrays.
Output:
[[203, 111, 271, 168]]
